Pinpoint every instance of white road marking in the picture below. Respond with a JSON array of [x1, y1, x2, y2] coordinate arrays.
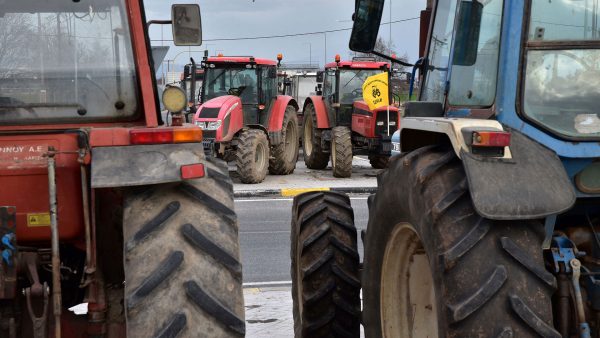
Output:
[[241, 230, 290, 234], [243, 280, 292, 287], [236, 196, 369, 202]]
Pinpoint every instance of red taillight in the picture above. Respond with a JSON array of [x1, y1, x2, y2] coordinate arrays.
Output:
[[472, 131, 511, 147], [181, 163, 205, 179], [130, 128, 202, 145]]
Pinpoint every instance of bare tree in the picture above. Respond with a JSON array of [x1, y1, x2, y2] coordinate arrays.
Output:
[[348, 37, 409, 71], [0, 14, 35, 78]]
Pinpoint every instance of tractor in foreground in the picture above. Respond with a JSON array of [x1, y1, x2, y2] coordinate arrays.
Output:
[[194, 55, 300, 184], [302, 57, 400, 177], [291, 0, 600, 336], [0, 3, 244, 337]]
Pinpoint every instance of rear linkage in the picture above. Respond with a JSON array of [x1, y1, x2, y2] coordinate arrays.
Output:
[[0, 135, 95, 338]]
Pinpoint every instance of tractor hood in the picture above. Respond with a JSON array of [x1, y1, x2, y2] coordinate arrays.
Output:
[[193, 95, 243, 142], [195, 95, 241, 121]]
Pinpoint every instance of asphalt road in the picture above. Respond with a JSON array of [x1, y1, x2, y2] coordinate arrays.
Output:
[[236, 196, 369, 284]]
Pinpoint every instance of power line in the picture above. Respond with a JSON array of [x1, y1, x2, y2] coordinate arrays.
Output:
[[150, 17, 420, 43]]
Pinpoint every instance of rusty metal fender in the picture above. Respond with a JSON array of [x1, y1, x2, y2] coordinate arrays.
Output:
[[91, 143, 205, 188]]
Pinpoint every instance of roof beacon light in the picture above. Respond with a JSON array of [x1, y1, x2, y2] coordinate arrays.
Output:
[[335, 54, 341, 64], [277, 53, 283, 66], [217, 53, 224, 57]]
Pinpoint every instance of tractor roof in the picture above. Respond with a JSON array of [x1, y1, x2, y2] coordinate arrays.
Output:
[[325, 60, 389, 69], [205, 56, 277, 66]]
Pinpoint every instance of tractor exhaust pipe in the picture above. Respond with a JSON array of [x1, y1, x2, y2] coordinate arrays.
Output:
[[47, 147, 62, 338]]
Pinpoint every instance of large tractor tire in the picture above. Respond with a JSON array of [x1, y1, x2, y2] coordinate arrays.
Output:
[[123, 159, 245, 338], [363, 146, 559, 337], [291, 191, 361, 338], [302, 103, 329, 170], [368, 154, 389, 169], [270, 105, 299, 175], [236, 129, 269, 184], [331, 126, 353, 178]]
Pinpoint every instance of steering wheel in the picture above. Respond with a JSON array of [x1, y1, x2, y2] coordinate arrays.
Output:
[[228, 86, 247, 96], [351, 88, 362, 97]]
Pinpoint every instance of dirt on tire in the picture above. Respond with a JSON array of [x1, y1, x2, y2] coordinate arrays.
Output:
[[291, 191, 361, 338], [123, 159, 245, 338], [302, 103, 329, 170], [363, 146, 558, 337], [235, 129, 269, 184], [270, 105, 299, 175], [331, 126, 352, 178]]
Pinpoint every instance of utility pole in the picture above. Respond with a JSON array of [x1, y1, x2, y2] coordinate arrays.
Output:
[[389, 0, 392, 54]]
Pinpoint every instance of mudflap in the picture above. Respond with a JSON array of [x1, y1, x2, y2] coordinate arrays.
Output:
[[91, 143, 205, 188], [462, 130, 575, 220]]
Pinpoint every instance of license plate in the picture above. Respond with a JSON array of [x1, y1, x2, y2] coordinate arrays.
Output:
[[392, 142, 401, 152]]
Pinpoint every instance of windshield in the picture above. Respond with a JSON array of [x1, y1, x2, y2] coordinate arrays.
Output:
[[339, 69, 386, 104], [0, 0, 138, 125], [522, 0, 600, 139], [202, 67, 258, 104]]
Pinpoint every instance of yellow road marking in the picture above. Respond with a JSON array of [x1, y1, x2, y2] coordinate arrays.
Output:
[[280, 187, 330, 197]]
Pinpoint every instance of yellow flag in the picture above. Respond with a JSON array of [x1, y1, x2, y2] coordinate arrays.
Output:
[[362, 72, 389, 110]]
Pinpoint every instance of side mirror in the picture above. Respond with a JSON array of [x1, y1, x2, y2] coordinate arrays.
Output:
[[316, 71, 324, 83], [171, 4, 202, 46], [452, 1, 483, 66], [349, 0, 384, 53]]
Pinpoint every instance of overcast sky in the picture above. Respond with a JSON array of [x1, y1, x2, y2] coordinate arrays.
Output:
[[145, 0, 426, 73]]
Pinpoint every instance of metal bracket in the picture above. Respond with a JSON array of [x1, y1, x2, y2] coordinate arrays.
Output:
[[542, 214, 557, 250], [551, 236, 578, 273], [25, 283, 49, 338]]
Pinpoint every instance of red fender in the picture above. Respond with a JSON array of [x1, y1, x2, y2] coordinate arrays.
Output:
[[194, 95, 243, 142], [303, 96, 330, 129], [267, 95, 299, 132]]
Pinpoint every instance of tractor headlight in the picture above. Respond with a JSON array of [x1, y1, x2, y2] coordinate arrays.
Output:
[[162, 86, 187, 113], [195, 121, 206, 129], [205, 121, 222, 130]]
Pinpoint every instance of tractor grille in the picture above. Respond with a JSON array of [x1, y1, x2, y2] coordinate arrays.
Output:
[[375, 111, 399, 137], [203, 130, 216, 139]]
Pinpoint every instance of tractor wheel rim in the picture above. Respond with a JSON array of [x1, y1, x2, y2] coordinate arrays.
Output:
[[255, 141, 267, 172], [380, 223, 438, 338], [285, 120, 297, 162], [304, 117, 313, 157]]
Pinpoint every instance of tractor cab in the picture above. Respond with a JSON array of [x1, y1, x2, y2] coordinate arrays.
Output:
[[199, 56, 278, 125], [194, 55, 299, 184], [323, 57, 392, 129]]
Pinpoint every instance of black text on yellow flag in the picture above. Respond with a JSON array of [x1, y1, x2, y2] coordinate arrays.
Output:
[[362, 72, 389, 110]]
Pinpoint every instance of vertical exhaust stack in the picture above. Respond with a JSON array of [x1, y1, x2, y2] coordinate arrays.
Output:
[[46, 147, 62, 338]]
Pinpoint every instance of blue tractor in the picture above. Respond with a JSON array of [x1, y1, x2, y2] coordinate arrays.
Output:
[[290, 0, 600, 337]]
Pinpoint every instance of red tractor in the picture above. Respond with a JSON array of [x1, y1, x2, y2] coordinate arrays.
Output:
[[194, 55, 300, 184], [302, 56, 400, 177], [0, 2, 244, 337]]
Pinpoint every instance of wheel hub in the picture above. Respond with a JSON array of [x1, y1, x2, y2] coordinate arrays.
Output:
[[380, 223, 438, 338]]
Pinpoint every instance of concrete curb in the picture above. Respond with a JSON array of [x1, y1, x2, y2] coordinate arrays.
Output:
[[234, 186, 377, 198]]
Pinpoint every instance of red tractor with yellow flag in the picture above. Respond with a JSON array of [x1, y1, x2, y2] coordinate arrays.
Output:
[[302, 56, 400, 177]]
